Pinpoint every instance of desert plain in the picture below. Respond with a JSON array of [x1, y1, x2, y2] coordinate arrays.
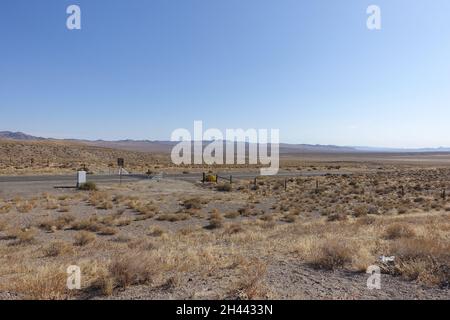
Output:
[[0, 139, 449, 300]]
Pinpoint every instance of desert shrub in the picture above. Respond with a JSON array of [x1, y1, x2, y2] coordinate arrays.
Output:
[[224, 211, 239, 219], [353, 205, 368, 217], [355, 215, 376, 225], [16, 201, 35, 213], [78, 182, 97, 191], [238, 207, 250, 216], [73, 231, 96, 246], [71, 217, 101, 232], [384, 223, 416, 240], [309, 240, 353, 270], [367, 205, 379, 215], [57, 206, 70, 213], [224, 223, 244, 235], [113, 217, 132, 227], [9, 228, 37, 245], [206, 212, 224, 230], [158, 212, 190, 222], [182, 198, 202, 210], [0, 220, 7, 231], [0, 203, 12, 214], [134, 212, 155, 221], [327, 212, 348, 222], [104, 252, 158, 290], [135, 204, 156, 215], [96, 201, 113, 210], [227, 260, 270, 300], [97, 226, 118, 236], [282, 213, 297, 223], [260, 214, 274, 222], [39, 214, 75, 232], [43, 241, 74, 257], [10, 265, 70, 299], [115, 237, 137, 245], [216, 183, 232, 192], [388, 237, 449, 286], [148, 226, 166, 237]]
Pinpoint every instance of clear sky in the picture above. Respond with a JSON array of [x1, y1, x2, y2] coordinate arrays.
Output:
[[1, 0, 449, 148]]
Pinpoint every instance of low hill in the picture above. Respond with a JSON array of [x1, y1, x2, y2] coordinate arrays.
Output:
[[0, 139, 168, 175]]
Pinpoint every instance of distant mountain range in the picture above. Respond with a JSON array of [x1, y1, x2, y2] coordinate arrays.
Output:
[[1, 131, 450, 154], [0, 131, 46, 141]]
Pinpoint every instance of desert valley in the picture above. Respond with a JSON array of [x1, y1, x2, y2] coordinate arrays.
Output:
[[0, 133, 448, 300]]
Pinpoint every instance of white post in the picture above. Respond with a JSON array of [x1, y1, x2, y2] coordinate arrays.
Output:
[[77, 171, 87, 188]]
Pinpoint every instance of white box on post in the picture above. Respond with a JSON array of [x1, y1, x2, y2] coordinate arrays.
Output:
[[77, 171, 87, 188]]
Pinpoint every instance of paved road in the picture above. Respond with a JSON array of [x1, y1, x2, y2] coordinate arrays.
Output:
[[0, 170, 351, 197], [0, 170, 350, 185], [0, 174, 142, 184]]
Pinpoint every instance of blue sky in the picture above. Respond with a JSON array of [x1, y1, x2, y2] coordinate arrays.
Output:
[[1, 0, 449, 147]]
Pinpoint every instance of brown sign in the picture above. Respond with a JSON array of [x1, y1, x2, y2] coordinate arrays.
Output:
[[117, 158, 124, 167]]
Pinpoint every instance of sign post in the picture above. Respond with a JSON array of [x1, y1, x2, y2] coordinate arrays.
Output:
[[77, 171, 86, 188]]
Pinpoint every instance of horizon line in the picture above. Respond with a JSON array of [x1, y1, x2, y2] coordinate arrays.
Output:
[[1, 130, 450, 151]]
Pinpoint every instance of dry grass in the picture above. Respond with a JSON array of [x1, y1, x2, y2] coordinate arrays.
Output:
[[9, 265, 71, 300], [92, 252, 160, 294], [206, 211, 224, 230], [216, 183, 232, 192], [8, 228, 37, 245], [78, 182, 98, 191], [227, 260, 271, 299], [38, 214, 75, 232], [98, 226, 118, 236], [182, 198, 202, 210], [42, 241, 74, 257], [16, 201, 36, 213], [224, 211, 239, 219], [384, 223, 416, 240], [0, 203, 12, 214], [71, 218, 102, 232], [148, 226, 166, 237], [388, 237, 449, 286], [156, 213, 189, 222], [308, 239, 354, 270], [73, 231, 96, 246]]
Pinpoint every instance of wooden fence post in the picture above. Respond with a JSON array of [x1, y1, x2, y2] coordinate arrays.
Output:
[[202, 172, 205, 184]]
